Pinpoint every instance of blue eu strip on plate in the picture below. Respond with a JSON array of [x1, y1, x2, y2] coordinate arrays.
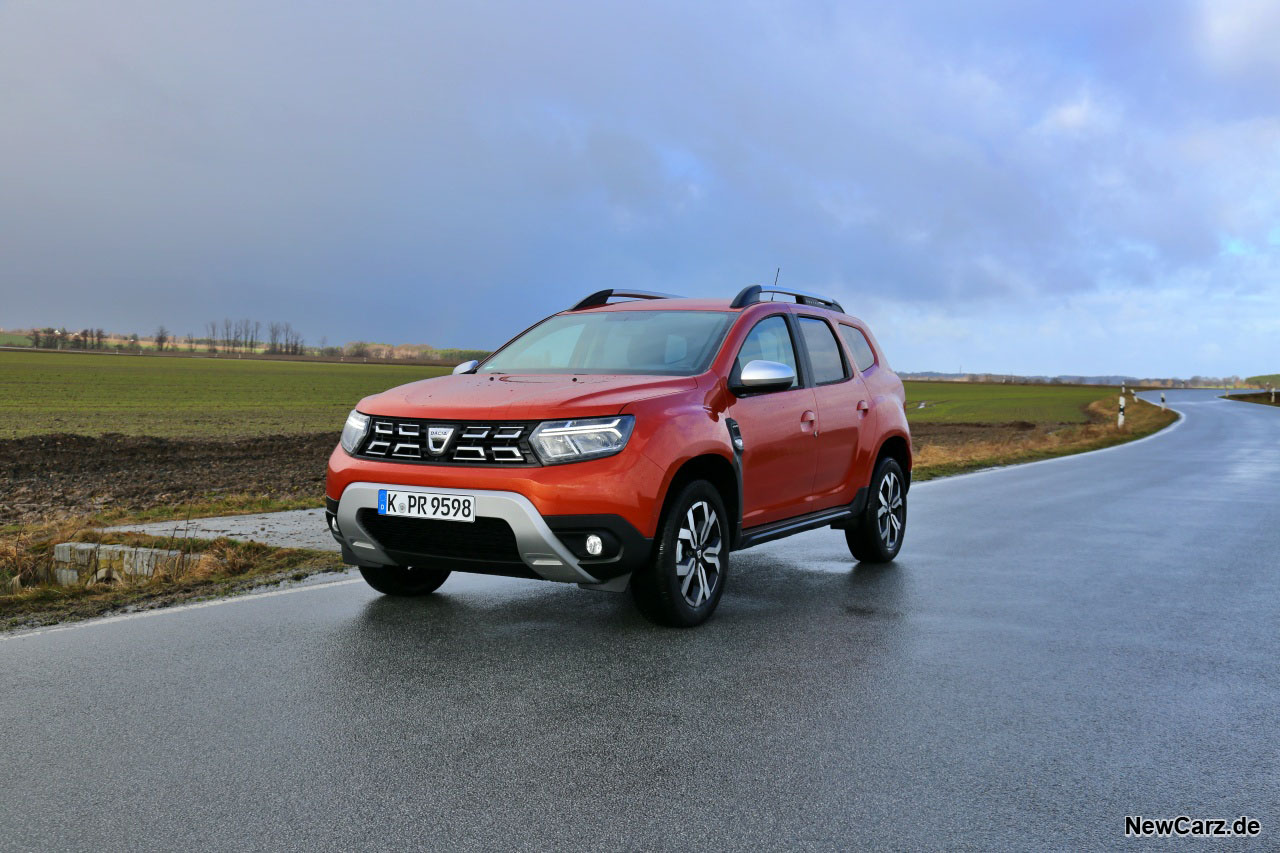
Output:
[[378, 489, 387, 515]]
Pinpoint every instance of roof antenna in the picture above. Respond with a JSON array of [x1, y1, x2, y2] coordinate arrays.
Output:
[[773, 267, 781, 287]]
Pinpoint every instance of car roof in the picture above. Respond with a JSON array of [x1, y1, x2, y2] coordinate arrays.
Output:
[[567, 297, 852, 318]]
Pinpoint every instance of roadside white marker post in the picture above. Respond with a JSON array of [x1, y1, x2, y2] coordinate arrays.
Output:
[[1160, 392, 1166, 410], [1118, 394, 1126, 428], [1271, 386, 1275, 404]]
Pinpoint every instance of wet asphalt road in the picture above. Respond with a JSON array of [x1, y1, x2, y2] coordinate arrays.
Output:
[[3, 389, 1278, 851]]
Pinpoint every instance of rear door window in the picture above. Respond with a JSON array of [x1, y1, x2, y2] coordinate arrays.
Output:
[[798, 317, 849, 385], [839, 325, 877, 373]]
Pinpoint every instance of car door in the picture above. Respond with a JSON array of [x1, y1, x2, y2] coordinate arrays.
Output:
[[796, 315, 869, 506], [725, 313, 818, 528]]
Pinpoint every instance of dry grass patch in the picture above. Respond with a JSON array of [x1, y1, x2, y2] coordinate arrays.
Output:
[[1225, 392, 1280, 409], [0, 518, 342, 631], [912, 393, 1176, 480]]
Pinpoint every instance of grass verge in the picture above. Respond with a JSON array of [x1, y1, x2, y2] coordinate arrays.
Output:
[[0, 495, 321, 538], [0, 521, 343, 632], [88, 494, 322, 527], [1224, 392, 1279, 409], [911, 394, 1177, 480]]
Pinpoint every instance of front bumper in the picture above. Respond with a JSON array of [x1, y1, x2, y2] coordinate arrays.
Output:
[[328, 482, 649, 585]]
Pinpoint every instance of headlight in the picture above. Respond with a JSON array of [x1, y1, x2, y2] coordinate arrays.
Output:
[[340, 410, 370, 454], [529, 415, 634, 464]]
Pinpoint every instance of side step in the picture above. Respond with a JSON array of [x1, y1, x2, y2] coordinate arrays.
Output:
[[734, 488, 866, 551]]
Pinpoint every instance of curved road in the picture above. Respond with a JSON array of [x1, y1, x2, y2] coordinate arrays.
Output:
[[3, 389, 1277, 850]]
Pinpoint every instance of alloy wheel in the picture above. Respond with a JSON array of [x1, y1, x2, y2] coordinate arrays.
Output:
[[675, 500, 723, 607], [876, 471, 905, 551]]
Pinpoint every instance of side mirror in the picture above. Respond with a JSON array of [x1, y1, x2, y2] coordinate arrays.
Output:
[[452, 359, 479, 375], [733, 359, 795, 394]]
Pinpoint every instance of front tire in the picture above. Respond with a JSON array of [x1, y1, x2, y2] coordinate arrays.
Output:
[[631, 481, 729, 627], [845, 457, 907, 563], [359, 564, 451, 596]]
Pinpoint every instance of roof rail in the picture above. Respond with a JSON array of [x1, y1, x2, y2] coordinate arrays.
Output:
[[570, 289, 681, 311], [730, 285, 844, 312]]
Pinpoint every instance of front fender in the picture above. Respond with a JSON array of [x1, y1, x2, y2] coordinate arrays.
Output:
[[626, 393, 737, 538]]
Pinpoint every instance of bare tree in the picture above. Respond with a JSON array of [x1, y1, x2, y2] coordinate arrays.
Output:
[[248, 320, 261, 354], [205, 321, 219, 353], [222, 318, 233, 353], [185, 333, 195, 352], [30, 330, 41, 348], [155, 326, 169, 351], [279, 322, 304, 355]]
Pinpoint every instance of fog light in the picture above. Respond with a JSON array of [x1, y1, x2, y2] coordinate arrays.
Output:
[[585, 534, 604, 557]]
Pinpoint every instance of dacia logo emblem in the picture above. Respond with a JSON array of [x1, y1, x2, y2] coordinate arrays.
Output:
[[426, 426, 454, 455]]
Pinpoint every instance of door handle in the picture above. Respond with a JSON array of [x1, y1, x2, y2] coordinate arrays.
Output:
[[801, 410, 818, 437], [857, 399, 870, 414]]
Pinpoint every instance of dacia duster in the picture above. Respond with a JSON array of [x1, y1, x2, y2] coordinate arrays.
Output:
[[326, 285, 911, 626]]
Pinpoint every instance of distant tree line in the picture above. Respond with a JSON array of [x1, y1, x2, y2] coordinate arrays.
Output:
[[900, 371, 1253, 389], [197, 318, 306, 355], [30, 328, 111, 350], [342, 342, 490, 362], [21, 322, 489, 363]]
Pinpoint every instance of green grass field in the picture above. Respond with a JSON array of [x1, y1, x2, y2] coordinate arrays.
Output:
[[0, 351, 447, 438], [0, 333, 32, 347], [904, 381, 1116, 424], [1248, 374, 1279, 388]]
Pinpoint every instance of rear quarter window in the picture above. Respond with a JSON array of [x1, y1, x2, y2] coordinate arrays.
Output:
[[839, 325, 877, 373]]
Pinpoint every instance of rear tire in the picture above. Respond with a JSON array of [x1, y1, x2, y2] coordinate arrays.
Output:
[[845, 457, 907, 563], [359, 565, 451, 596], [631, 480, 729, 627]]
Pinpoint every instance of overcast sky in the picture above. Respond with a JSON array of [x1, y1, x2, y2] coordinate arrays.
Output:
[[2, 1, 1278, 376]]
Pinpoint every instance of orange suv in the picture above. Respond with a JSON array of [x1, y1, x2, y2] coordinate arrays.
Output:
[[326, 286, 911, 626]]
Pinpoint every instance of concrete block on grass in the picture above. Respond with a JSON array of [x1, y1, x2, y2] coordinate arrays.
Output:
[[124, 548, 183, 577], [52, 543, 187, 585], [54, 568, 81, 586]]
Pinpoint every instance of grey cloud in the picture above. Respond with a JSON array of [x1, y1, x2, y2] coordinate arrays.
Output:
[[0, 0, 1277, 376]]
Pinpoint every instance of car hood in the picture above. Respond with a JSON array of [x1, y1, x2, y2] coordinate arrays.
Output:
[[358, 373, 698, 421]]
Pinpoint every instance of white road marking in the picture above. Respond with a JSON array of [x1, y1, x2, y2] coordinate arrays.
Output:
[[0, 577, 363, 642]]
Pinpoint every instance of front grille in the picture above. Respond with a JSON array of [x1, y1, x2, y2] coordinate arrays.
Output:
[[357, 510, 523, 563], [356, 416, 539, 466]]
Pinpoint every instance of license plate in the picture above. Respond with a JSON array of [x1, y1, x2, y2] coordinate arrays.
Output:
[[378, 489, 475, 522]]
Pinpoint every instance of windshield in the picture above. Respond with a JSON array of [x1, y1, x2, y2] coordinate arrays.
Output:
[[479, 310, 733, 376]]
